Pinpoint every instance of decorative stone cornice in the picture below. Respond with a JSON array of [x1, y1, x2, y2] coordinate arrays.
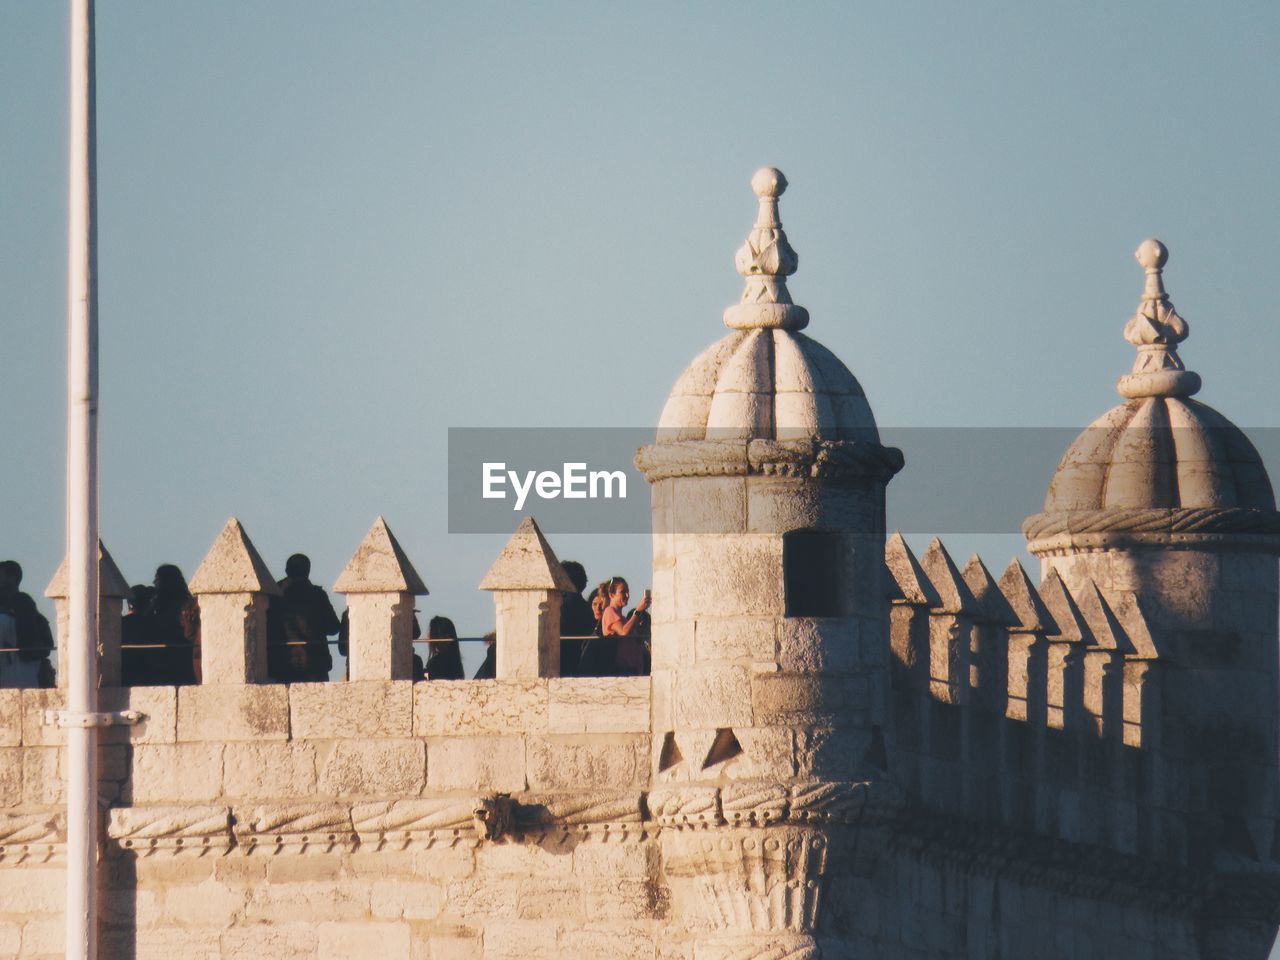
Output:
[[1024, 507, 1280, 555], [0, 811, 63, 863], [352, 796, 514, 848], [232, 803, 356, 855], [648, 780, 902, 831], [516, 791, 645, 836], [107, 805, 232, 856], [636, 437, 904, 484]]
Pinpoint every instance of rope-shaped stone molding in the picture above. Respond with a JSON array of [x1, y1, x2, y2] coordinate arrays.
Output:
[[1024, 507, 1280, 540], [0, 811, 64, 863], [635, 438, 904, 483], [74, 781, 901, 861], [649, 780, 898, 830], [107, 805, 232, 856], [351, 796, 514, 848]]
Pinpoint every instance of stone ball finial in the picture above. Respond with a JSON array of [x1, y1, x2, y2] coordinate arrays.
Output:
[[1135, 238, 1168, 271], [751, 167, 787, 199]]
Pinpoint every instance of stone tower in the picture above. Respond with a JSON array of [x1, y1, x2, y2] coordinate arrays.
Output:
[[636, 168, 904, 958], [1024, 240, 1280, 956]]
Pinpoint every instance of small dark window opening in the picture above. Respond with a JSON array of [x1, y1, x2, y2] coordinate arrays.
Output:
[[783, 529, 846, 618]]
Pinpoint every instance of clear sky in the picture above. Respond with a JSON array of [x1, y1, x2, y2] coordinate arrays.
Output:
[[2, 2, 1278, 648]]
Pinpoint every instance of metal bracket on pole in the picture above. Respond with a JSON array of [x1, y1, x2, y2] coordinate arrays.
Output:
[[42, 710, 144, 729]]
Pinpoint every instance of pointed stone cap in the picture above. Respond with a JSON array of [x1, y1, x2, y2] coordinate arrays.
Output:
[[960, 555, 1020, 627], [189, 518, 281, 596], [884, 532, 941, 606], [1117, 239, 1201, 400], [333, 517, 428, 595], [723, 167, 810, 332], [918, 538, 981, 616], [479, 517, 576, 592], [997, 559, 1058, 635], [1036, 570, 1093, 644], [1073, 579, 1137, 655], [1103, 592, 1159, 660], [44, 541, 131, 600]]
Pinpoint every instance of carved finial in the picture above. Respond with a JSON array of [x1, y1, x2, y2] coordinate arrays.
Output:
[[723, 167, 809, 331], [1117, 239, 1201, 399]]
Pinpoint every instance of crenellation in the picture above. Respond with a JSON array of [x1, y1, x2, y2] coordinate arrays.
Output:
[[7, 177, 1279, 959]]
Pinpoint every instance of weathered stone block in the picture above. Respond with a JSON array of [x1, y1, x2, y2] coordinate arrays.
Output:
[[0, 866, 64, 914], [548, 677, 650, 733], [0, 748, 22, 806], [223, 742, 318, 799], [265, 856, 343, 885], [127, 743, 223, 803], [98, 686, 178, 744], [370, 878, 448, 921], [411, 926, 482, 960], [526, 735, 648, 791], [103, 928, 222, 960], [246, 880, 371, 923], [319, 739, 426, 797], [22, 746, 63, 805], [573, 839, 658, 878], [411, 845, 476, 879], [291, 680, 413, 739], [414, 680, 547, 737], [177, 684, 289, 742], [776, 617, 859, 673], [0, 691, 20, 747], [650, 620, 694, 670], [319, 921, 411, 960], [163, 879, 248, 928], [672, 476, 746, 534], [21, 688, 64, 747], [425, 736, 525, 792], [482, 920, 557, 960], [694, 618, 776, 663], [673, 535, 784, 620], [751, 674, 869, 727], [673, 664, 753, 727], [220, 922, 320, 959]]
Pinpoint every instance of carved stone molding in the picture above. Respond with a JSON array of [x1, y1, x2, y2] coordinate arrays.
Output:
[[648, 786, 722, 828], [517, 791, 646, 840], [636, 438, 903, 483], [0, 811, 64, 863], [106, 805, 232, 857], [721, 783, 788, 827], [1024, 508, 1280, 556], [651, 781, 899, 832], [233, 803, 356, 855], [663, 826, 828, 933], [352, 795, 514, 849]]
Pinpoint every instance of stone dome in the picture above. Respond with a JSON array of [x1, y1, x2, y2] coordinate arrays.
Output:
[[1026, 240, 1278, 547], [655, 168, 879, 444], [1043, 395, 1274, 512]]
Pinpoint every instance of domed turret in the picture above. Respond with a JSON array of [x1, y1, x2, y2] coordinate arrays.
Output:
[[638, 169, 904, 959], [1022, 240, 1280, 877], [656, 168, 878, 444], [1025, 240, 1280, 551]]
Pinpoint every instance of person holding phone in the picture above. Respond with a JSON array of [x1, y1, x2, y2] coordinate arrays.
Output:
[[600, 577, 651, 676]]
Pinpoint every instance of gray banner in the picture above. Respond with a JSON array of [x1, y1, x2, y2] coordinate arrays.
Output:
[[448, 427, 1280, 535]]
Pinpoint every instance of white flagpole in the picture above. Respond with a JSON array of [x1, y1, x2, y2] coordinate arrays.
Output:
[[66, 1, 100, 958]]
